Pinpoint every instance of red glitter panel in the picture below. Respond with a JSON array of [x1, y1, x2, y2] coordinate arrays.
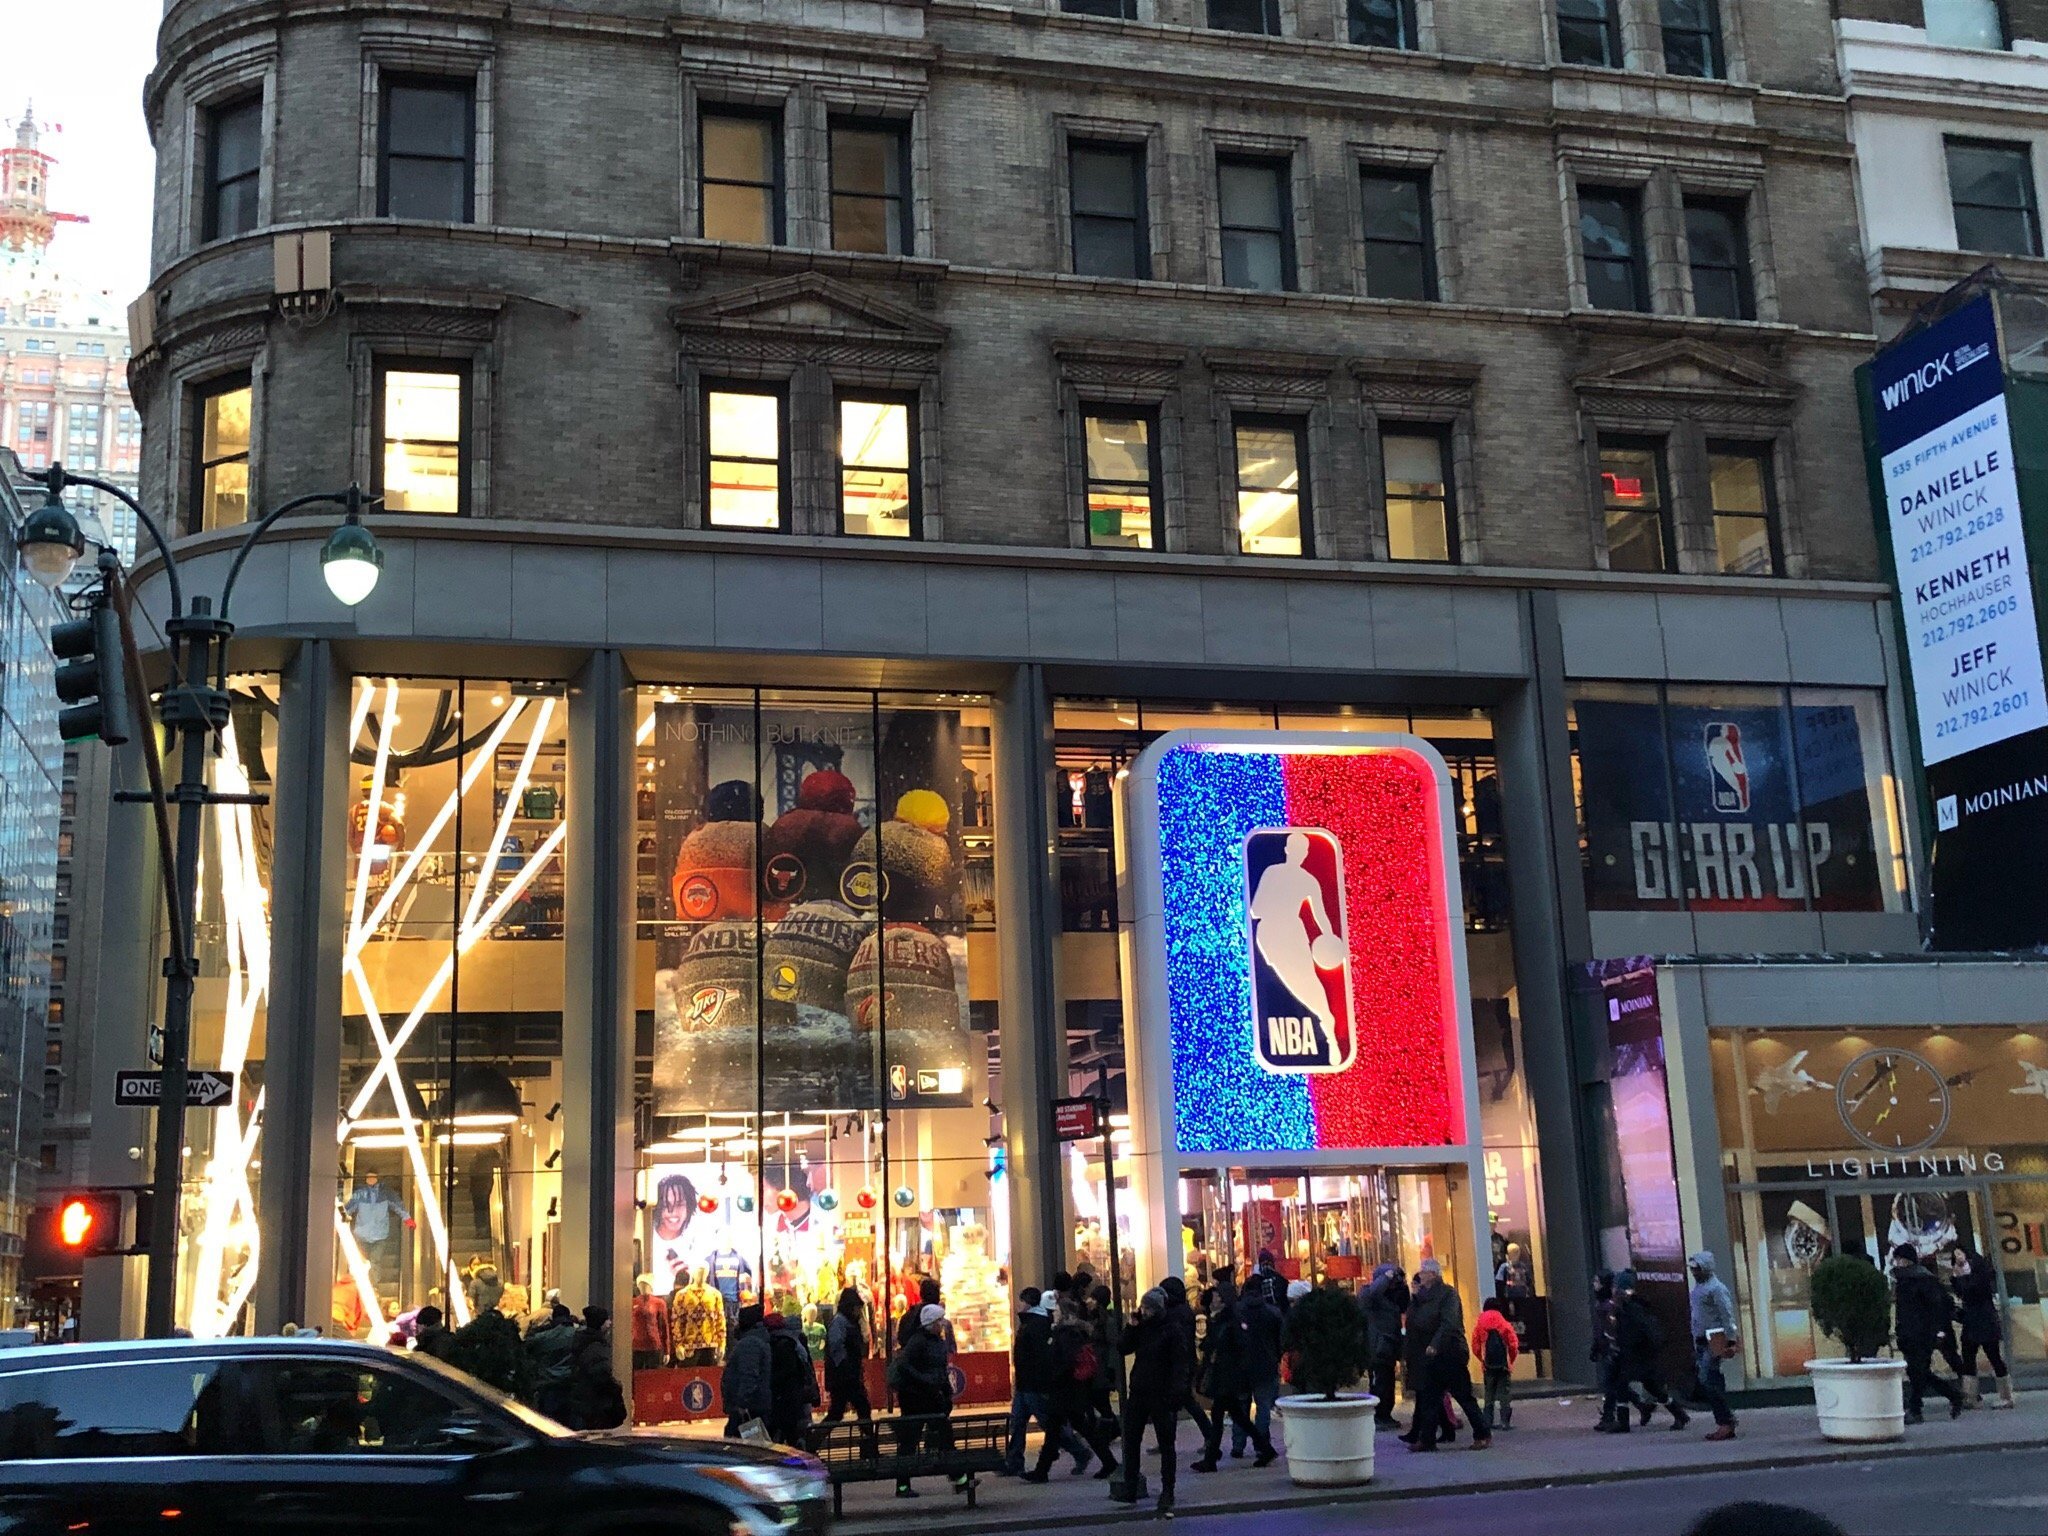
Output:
[[1286, 750, 1463, 1148]]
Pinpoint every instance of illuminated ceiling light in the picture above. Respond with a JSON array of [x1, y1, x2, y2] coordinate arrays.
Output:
[[320, 516, 384, 605]]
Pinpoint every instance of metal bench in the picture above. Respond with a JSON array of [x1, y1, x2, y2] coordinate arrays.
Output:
[[812, 1410, 1008, 1516]]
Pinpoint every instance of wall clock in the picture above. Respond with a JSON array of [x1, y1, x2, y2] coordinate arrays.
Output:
[[1835, 1047, 1951, 1154]]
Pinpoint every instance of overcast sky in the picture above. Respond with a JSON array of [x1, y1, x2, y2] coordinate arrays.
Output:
[[11, 3, 162, 302]]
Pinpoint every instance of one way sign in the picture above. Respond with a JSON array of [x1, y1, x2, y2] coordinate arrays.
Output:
[[114, 1070, 235, 1109]]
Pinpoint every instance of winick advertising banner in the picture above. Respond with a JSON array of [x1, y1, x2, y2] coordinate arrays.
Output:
[[1862, 292, 2048, 948]]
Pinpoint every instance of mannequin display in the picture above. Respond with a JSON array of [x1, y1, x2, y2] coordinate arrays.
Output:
[[670, 1265, 727, 1366], [632, 1275, 672, 1371], [706, 1244, 756, 1323]]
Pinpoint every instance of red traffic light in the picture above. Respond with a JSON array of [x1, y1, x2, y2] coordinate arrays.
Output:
[[48, 1190, 125, 1256]]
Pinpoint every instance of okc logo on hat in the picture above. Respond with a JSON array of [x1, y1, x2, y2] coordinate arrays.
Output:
[[686, 985, 734, 1030], [1243, 827, 1354, 1074]]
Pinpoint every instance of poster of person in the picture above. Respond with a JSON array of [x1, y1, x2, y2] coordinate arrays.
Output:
[[648, 702, 975, 1114]]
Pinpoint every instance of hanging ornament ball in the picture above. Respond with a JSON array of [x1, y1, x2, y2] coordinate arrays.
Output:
[[856, 1188, 878, 1210], [815, 1189, 840, 1212], [776, 1188, 800, 1214], [697, 1194, 721, 1214], [735, 1192, 756, 1213], [892, 1185, 917, 1209]]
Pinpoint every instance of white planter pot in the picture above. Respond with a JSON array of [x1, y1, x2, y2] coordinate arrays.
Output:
[[1275, 1393, 1377, 1486], [1806, 1358, 1907, 1442]]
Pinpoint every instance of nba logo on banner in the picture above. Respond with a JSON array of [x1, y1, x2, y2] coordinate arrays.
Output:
[[1704, 722, 1750, 814], [1243, 828, 1355, 1073]]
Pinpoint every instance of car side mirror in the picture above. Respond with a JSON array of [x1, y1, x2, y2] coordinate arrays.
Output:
[[433, 1411, 517, 1454]]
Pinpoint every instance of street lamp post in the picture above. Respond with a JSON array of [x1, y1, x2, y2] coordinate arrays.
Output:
[[22, 465, 385, 1338]]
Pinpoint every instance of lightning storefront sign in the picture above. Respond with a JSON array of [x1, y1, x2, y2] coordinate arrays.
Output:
[[1862, 293, 2048, 948]]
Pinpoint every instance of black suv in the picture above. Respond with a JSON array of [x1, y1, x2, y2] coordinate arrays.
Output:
[[0, 1337, 830, 1535]]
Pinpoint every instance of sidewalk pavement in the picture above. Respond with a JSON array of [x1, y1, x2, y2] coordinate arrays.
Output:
[[833, 1386, 2048, 1534]]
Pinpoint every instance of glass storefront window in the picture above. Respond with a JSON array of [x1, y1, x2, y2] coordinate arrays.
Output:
[[336, 679, 568, 1340], [172, 677, 279, 1337], [630, 687, 1005, 1421], [1571, 681, 1908, 914], [1713, 1025, 2048, 1380]]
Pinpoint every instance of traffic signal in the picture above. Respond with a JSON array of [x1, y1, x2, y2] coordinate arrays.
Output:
[[47, 1190, 126, 1258], [51, 599, 133, 746]]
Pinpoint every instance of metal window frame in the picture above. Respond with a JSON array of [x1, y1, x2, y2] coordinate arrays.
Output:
[[835, 389, 923, 539], [700, 105, 786, 246], [1360, 167, 1439, 302], [1082, 404, 1165, 551], [1596, 433, 1673, 574], [1705, 438, 1781, 577], [828, 116, 912, 257], [1061, 0, 1142, 17], [1945, 135, 2043, 258], [377, 75, 476, 224], [1558, 0, 1623, 67], [1217, 154, 1296, 292], [1684, 196, 1754, 320], [1207, 0, 1283, 36], [1069, 140, 1152, 280], [1380, 422, 1458, 564], [202, 95, 264, 244], [1348, 0, 1419, 48], [187, 369, 254, 536], [1659, 0, 1725, 78], [1579, 185, 1649, 312], [1232, 411, 1314, 558], [701, 377, 792, 534], [371, 356, 472, 517]]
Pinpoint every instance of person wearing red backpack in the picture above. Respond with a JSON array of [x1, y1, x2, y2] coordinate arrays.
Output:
[[1471, 1296, 1520, 1432], [1022, 1291, 1118, 1483]]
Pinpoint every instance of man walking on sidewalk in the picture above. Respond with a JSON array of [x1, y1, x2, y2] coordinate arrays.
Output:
[[1400, 1259, 1490, 1452], [1114, 1288, 1187, 1516], [1891, 1245, 1964, 1424], [1687, 1252, 1739, 1441]]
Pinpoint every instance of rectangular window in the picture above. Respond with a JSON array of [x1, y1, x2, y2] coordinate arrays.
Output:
[[1599, 438, 1671, 573], [1709, 443, 1777, 576], [839, 395, 917, 538], [704, 385, 786, 531], [1947, 138, 2042, 257], [375, 362, 465, 515], [1383, 428, 1457, 562], [1235, 416, 1310, 557], [700, 109, 783, 245], [830, 120, 909, 256], [1218, 156, 1293, 292], [1349, 0, 1419, 47], [1660, 0, 1724, 78], [1579, 186, 1648, 311], [1070, 142, 1150, 280], [378, 78, 474, 223], [1208, 0, 1281, 32], [1558, 0, 1623, 67], [1685, 197, 1753, 319], [1360, 169, 1437, 301], [1061, 0, 1139, 13], [1084, 410, 1161, 550], [1926, 0, 2008, 50], [190, 372, 252, 534], [203, 96, 262, 242]]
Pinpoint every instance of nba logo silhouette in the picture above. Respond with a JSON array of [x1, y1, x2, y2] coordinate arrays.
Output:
[[1243, 827, 1355, 1073], [1704, 722, 1750, 814]]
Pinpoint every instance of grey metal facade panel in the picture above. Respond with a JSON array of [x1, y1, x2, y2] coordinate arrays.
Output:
[[1932, 962, 2048, 1025], [1451, 587, 1529, 675], [1818, 911, 1922, 953], [512, 544, 609, 644], [604, 548, 717, 649], [413, 540, 514, 640], [1114, 571, 1207, 664], [1285, 581, 1376, 671], [711, 553, 825, 653], [1656, 593, 1792, 683], [1026, 568, 1119, 660], [346, 536, 416, 640], [1689, 910, 1826, 954], [820, 560, 932, 656], [1696, 960, 1947, 1027], [1199, 575, 1295, 667], [1588, 910, 1698, 958], [1781, 596, 1890, 687], [924, 565, 1031, 658], [1557, 590, 1666, 680], [1370, 583, 1460, 674]]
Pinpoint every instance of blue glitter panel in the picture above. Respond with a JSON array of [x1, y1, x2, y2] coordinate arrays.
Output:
[[1156, 746, 1314, 1151]]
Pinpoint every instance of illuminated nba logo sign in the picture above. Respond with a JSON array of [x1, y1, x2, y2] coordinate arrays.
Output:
[[1704, 722, 1750, 814], [681, 1379, 714, 1414], [1243, 827, 1354, 1073]]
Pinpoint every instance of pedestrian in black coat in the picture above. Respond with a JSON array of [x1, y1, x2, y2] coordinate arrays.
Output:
[[1115, 1289, 1187, 1514], [1158, 1275, 1212, 1445], [765, 1313, 820, 1448], [891, 1305, 964, 1498], [1360, 1264, 1408, 1429], [565, 1308, 627, 1430], [1401, 1258, 1493, 1452], [1191, 1275, 1270, 1469], [1945, 1242, 2013, 1408], [1892, 1245, 1963, 1421], [1599, 1272, 1687, 1433], [1024, 1296, 1118, 1482]]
